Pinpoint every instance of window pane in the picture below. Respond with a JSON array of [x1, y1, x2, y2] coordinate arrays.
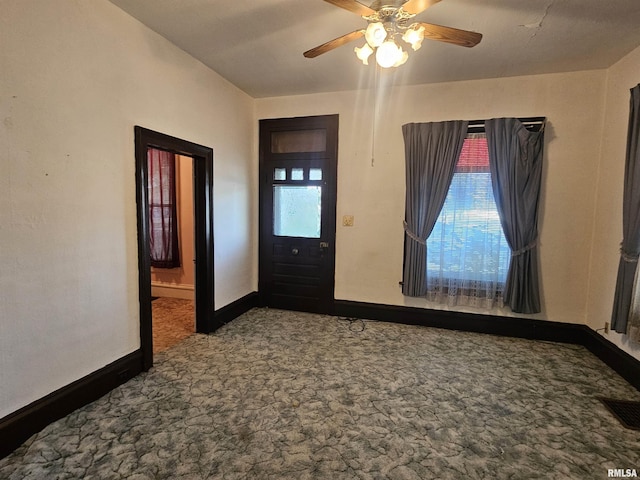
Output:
[[271, 129, 327, 153], [274, 168, 286, 180], [427, 171, 509, 283], [309, 168, 322, 180], [457, 135, 489, 172], [423, 133, 508, 308], [147, 148, 180, 268], [291, 168, 304, 180], [273, 186, 322, 238]]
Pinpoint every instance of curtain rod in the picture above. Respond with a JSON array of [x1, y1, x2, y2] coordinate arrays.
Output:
[[466, 117, 546, 133], [467, 116, 546, 128]]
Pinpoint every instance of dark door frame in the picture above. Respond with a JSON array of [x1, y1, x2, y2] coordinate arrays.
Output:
[[258, 114, 339, 314], [134, 126, 215, 371]]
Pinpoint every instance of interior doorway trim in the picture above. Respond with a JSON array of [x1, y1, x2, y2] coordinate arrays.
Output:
[[134, 126, 215, 370]]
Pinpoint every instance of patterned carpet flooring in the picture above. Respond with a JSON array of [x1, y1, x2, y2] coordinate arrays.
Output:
[[2, 308, 640, 479], [152, 297, 194, 354]]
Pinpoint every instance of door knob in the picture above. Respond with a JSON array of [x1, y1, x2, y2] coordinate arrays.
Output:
[[291, 248, 299, 256]]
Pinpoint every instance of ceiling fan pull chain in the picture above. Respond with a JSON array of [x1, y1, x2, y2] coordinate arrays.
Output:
[[371, 65, 379, 167]]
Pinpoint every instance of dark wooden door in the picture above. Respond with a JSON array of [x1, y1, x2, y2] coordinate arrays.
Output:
[[259, 115, 338, 314]]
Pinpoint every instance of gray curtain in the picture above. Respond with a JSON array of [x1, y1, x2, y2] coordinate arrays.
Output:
[[402, 121, 468, 296], [485, 118, 545, 314], [611, 84, 640, 335]]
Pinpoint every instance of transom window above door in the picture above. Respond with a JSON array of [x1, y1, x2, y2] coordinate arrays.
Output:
[[273, 167, 323, 182], [270, 129, 327, 153]]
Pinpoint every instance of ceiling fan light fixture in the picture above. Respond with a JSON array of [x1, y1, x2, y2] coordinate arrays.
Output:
[[354, 43, 374, 64], [376, 40, 403, 68], [402, 25, 425, 51], [303, 1, 482, 69], [365, 22, 387, 48], [394, 49, 409, 67]]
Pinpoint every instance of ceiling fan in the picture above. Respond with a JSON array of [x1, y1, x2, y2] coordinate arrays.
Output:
[[304, 0, 482, 68]]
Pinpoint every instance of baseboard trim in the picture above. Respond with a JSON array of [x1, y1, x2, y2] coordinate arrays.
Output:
[[213, 291, 259, 330], [150, 282, 194, 300], [150, 281, 194, 290], [335, 300, 586, 344], [581, 329, 640, 391], [335, 299, 640, 392], [0, 350, 143, 460]]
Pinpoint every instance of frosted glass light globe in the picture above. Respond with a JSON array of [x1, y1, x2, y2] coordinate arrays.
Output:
[[402, 25, 425, 51], [394, 49, 409, 67], [354, 43, 374, 65], [365, 22, 387, 48], [376, 40, 402, 68]]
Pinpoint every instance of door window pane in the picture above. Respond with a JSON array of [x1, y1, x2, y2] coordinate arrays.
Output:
[[271, 129, 327, 153], [291, 168, 304, 181], [274, 168, 286, 180], [309, 168, 322, 180], [273, 186, 322, 238]]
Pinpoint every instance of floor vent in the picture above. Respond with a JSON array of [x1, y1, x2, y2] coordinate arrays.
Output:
[[599, 398, 640, 430]]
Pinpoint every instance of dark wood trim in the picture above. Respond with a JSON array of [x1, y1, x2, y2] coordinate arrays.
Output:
[[0, 350, 143, 460], [335, 299, 640, 392], [213, 292, 259, 328], [135, 126, 215, 371], [258, 115, 339, 315], [582, 329, 640, 391], [134, 129, 153, 370], [334, 300, 585, 344], [192, 154, 215, 336]]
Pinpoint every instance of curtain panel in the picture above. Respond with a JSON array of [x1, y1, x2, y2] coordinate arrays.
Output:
[[485, 118, 545, 314], [612, 84, 640, 336], [148, 148, 180, 269], [402, 121, 468, 297]]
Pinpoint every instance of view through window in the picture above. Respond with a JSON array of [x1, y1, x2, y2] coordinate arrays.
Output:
[[426, 133, 509, 305]]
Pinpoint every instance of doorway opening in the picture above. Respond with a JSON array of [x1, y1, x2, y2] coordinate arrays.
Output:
[[135, 127, 215, 371], [149, 152, 195, 354]]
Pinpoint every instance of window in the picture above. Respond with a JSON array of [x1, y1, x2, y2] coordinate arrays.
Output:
[[426, 133, 509, 308], [148, 148, 180, 268], [272, 185, 322, 238], [270, 129, 327, 153]]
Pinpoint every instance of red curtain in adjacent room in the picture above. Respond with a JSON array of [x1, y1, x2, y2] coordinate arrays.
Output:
[[148, 148, 180, 269]]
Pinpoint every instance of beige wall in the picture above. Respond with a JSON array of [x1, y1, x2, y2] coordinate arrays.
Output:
[[0, 0, 255, 418], [151, 155, 195, 299], [586, 45, 640, 360], [257, 69, 606, 327]]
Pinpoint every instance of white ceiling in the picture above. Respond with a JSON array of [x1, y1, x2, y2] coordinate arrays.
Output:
[[107, 0, 640, 98]]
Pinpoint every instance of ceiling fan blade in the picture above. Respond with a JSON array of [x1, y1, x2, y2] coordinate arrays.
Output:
[[304, 30, 365, 58], [322, 0, 376, 16], [418, 22, 483, 48], [401, 0, 442, 15]]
